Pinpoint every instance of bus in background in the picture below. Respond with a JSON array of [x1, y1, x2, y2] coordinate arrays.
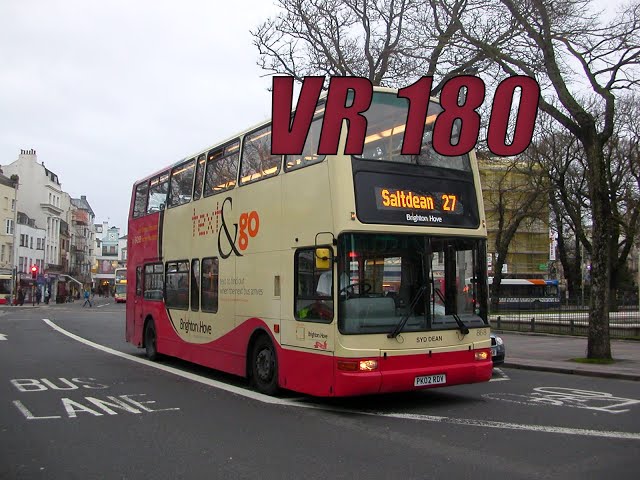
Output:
[[0, 274, 12, 304], [489, 278, 560, 310], [125, 86, 493, 397], [114, 268, 127, 303]]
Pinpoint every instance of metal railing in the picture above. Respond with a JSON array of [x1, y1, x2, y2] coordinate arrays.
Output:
[[490, 298, 640, 338]]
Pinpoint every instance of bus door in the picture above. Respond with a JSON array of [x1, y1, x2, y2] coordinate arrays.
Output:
[[131, 265, 144, 345], [286, 247, 335, 351]]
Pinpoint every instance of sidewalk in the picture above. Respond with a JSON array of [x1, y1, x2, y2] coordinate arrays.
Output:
[[498, 331, 640, 381], [0, 298, 109, 309]]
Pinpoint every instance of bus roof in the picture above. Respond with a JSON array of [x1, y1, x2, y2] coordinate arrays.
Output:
[[131, 85, 425, 187]]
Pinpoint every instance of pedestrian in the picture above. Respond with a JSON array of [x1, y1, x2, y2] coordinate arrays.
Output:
[[17, 287, 24, 306], [36, 288, 42, 305], [82, 289, 92, 308], [44, 289, 50, 304]]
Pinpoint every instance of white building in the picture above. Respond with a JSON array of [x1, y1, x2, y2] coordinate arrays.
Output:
[[2, 150, 64, 270], [16, 212, 46, 275]]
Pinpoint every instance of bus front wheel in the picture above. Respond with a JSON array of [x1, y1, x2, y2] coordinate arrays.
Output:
[[251, 335, 279, 396], [144, 320, 158, 361]]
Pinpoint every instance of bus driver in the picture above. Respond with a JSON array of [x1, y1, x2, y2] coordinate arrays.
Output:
[[316, 270, 350, 297]]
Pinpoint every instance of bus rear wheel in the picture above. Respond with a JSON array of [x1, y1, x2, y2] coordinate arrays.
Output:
[[251, 335, 279, 396], [144, 320, 158, 361]]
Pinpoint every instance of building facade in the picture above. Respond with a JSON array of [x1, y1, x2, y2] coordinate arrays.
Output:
[[94, 222, 121, 295], [478, 156, 550, 278], [1, 149, 99, 302]]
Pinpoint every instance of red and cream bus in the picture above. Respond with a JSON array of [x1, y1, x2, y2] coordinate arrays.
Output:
[[114, 268, 127, 303], [126, 86, 493, 397]]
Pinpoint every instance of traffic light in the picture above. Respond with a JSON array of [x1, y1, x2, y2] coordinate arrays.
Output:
[[31, 265, 38, 279]]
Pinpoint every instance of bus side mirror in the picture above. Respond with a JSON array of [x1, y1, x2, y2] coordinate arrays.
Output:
[[315, 248, 331, 270]]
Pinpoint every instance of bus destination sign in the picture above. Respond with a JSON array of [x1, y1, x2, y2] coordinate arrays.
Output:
[[354, 171, 479, 228], [376, 188, 461, 215]]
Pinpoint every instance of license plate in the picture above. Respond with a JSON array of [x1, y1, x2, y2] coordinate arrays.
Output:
[[491, 347, 497, 356], [414, 374, 446, 387]]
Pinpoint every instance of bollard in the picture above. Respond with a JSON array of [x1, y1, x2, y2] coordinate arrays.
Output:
[[497, 315, 501, 329], [570, 317, 574, 335], [530, 316, 535, 332]]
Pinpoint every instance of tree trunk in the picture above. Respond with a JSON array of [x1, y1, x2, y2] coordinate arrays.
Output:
[[586, 143, 612, 359]]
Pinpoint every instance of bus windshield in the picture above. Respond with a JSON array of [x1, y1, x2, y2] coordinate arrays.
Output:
[[356, 92, 471, 172], [337, 233, 487, 335]]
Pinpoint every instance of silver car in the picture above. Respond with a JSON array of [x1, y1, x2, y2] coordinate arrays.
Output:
[[490, 332, 505, 366]]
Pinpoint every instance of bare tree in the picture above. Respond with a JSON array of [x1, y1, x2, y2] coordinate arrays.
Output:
[[447, 0, 640, 359], [479, 155, 549, 310], [533, 96, 640, 309], [251, 0, 486, 89]]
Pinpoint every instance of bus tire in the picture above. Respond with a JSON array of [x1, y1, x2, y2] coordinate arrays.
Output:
[[250, 335, 279, 396], [144, 319, 158, 361]]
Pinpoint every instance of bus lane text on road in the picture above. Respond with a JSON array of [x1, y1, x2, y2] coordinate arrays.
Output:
[[10, 377, 180, 420]]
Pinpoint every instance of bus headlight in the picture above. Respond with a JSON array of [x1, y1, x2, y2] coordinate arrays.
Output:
[[359, 360, 378, 371], [475, 350, 490, 361], [337, 359, 379, 372]]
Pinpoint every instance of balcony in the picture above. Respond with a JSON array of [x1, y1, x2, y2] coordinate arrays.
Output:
[[73, 210, 90, 226], [40, 202, 63, 216]]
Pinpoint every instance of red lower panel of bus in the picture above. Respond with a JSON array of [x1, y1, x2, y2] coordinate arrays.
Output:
[[279, 348, 492, 397], [153, 315, 492, 397]]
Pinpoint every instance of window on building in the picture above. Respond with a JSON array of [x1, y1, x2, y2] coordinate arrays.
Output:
[[201, 257, 219, 313], [30, 237, 33, 249], [1, 245, 5, 262], [5, 219, 14, 235], [165, 260, 189, 309], [240, 125, 281, 184]]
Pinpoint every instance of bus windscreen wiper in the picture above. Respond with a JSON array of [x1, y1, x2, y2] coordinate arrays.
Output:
[[388, 285, 428, 339], [433, 288, 469, 336]]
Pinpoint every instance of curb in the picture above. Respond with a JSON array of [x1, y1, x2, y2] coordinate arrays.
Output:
[[504, 361, 640, 382]]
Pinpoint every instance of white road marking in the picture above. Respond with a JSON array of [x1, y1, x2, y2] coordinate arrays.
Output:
[[43, 318, 640, 441], [489, 367, 509, 382], [0, 333, 7, 340]]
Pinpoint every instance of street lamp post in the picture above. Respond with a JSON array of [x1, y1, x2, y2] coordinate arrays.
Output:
[[10, 178, 19, 306]]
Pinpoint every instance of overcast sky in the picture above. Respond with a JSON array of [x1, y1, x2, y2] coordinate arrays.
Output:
[[0, 0, 279, 232]]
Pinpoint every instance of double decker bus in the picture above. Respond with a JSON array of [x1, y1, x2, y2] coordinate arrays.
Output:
[[489, 277, 560, 310], [114, 268, 127, 303], [126, 86, 492, 397]]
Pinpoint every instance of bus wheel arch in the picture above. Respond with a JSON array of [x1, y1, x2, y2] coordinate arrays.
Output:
[[143, 316, 158, 361], [247, 330, 279, 396]]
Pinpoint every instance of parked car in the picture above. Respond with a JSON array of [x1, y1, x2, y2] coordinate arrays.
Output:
[[490, 332, 505, 367]]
